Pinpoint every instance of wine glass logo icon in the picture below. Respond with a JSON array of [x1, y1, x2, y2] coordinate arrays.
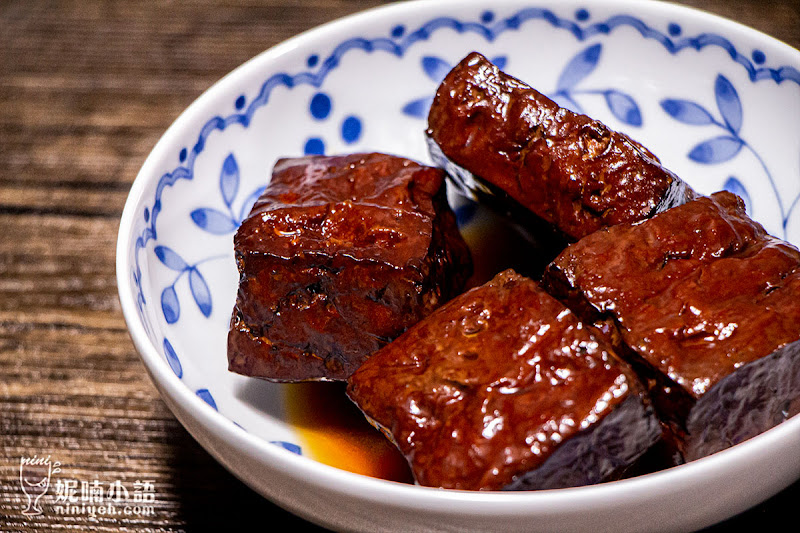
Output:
[[19, 455, 61, 516]]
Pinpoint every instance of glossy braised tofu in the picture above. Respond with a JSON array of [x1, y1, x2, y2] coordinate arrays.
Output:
[[228, 153, 472, 382], [427, 52, 693, 241], [544, 191, 800, 460], [347, 269, 659, 490]]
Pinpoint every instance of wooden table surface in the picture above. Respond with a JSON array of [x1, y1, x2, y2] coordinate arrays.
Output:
[[1, 0, 798, 531]]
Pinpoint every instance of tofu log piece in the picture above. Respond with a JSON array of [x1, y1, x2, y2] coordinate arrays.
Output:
[[346, 269, 660, 491], [544, 191, 800, 461], [228, 153, 473, 382], [427, 52, 693, 242]]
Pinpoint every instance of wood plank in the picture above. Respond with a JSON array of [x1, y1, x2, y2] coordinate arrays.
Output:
[[0, 185, 129, 217]]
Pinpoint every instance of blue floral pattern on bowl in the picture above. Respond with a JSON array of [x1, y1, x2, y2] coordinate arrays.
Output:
[[551, 44, 643, 127], [661, 74, 800, 231], [401, 55, 508, 119], [125, 4, 800, 459]]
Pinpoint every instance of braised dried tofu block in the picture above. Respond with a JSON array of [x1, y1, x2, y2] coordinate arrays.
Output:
[[544, 191, 800, 460], [228, 153, 472, 382], [427, 52, 693, 241], [347, 269, 659, 491]]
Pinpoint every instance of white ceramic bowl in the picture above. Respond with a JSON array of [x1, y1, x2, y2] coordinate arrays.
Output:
[[116, 1, 800, 531]]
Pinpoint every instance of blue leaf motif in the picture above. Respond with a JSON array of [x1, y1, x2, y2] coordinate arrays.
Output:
[[196, 388, 218, 410], [163, 337, 183, 378], [421, 56, 451, 82], [490, 56, 507, 70], [191, 207, 238, 234], [155, 246, 189, 271], [660, 99, 715, 125], [271, 441, 302, 455], [402, 96, 433, 119], [551, 92, 583, 114], [714, 75, 743, 134], [220, 153, 240, 208], [189, 267, 212, 317], [238, 186, 266, 223], [604, 90, 642, 126], [161, 285, 180, 324], [723, 176, 751, 214], [557, 43, 602, 91], [688, 135, 744, 164]]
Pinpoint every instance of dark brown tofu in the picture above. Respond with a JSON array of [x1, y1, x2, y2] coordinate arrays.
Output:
[[427, 52, 693, 242], [228, 153, 472, 382], [544, 191, 800, 460], [346, 270, 659, 491], [684, 338, 800, 460]]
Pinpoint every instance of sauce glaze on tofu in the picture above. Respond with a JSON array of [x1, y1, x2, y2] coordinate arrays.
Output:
[[427, 52, 693, 241], [347, 270, 660, 490], [228, 153, 472, 382], [544, 191, 800, 460]]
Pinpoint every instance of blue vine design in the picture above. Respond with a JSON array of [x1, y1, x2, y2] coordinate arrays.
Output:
[[128, 6, 800, 425], [163, 337, 182, 378], [551, 43, 642, 127], [272, 441, 302, 455], [402, 55, 507, 119], [191, 153, 266, 235], [155, 245, 220, 323], [196, 388, 218, 410], [401, 43, 643, 128], [132, 7, 800, 332], [661, 74, 799, 233], [155, 153, 265, 326]]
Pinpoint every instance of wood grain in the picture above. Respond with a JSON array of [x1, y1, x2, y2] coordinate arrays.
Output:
[[1, 0, 798, 531]]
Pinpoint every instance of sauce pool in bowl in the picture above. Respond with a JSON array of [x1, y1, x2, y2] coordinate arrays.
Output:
[[282, 201, 547, 482], [283, 382, 413, 483]]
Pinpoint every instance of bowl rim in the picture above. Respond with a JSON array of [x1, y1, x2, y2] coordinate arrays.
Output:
[[115, 0, 800, 517]]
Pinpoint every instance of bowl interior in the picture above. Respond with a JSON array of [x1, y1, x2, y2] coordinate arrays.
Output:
[[118, 0, 800, 525]]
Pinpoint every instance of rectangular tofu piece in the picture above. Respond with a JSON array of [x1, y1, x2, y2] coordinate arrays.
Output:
[[427, 52, 692, 241], [544, 191, 800, 460], [347, 269, 659, 490], [228, 153, 472, 382]]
